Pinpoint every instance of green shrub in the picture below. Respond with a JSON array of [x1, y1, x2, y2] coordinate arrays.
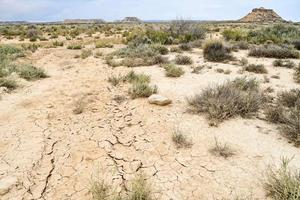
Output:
[[273, 60, 296, 69], [247, 24, 300, 45], [129, 81, 157, 99], [244, 64, 268, 74], [249, 45, 299, 59], [174, 55, 193, 65], [0, 45, 23, 60], [188, 78, 264, 123], [163, 64, 185, 77], [17, 65, 48, 81], [203, 40, 232, 62], [124, 71, 151, 84], [264, 157, 300, 200], [222, 28, 248, 42], [0, 78, 18, 90]]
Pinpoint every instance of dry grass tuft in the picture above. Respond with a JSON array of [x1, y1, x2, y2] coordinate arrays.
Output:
[[264, 157, 300, 200], [172, 129, 193, 149], [209, 138, 235, 159]]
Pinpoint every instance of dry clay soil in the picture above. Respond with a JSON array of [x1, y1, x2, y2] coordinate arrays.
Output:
[[1, 45, 300, 200]]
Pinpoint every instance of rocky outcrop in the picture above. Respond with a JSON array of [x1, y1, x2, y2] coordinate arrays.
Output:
[[240, 7, 284, 22], [121, 17, 142, 23]]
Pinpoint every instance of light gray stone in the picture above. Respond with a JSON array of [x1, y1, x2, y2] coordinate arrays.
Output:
[[148, 94, 172, 106]]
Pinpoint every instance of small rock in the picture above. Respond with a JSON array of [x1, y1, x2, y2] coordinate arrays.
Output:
[[148, 94, 172, 106], [0, 176, 18, 195]]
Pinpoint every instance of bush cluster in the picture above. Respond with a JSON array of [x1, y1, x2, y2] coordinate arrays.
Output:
[[265, 89, 300, 146], [249, 45, 299, 59], [203, 40, 232, 62], [188, 77, 264, 123]]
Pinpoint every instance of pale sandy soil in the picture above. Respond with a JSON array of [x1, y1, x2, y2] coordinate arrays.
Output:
[[0, 43, 300, 200]]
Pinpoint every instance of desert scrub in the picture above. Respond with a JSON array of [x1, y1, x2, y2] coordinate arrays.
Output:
[[273, 60, 296, 69], [174, 55, 193, 65], [188, 77, 264, 123], [203, 40, 232, 62], [0, 78, 18, 91], [249, 45, 299, 59], [265, 89, 300, 146], [17, 65, 48, 81], [264, 157, 300, 200], [112, 44, 169, 67], [80, 50, 92, 59], [244, 64, 268, 74], [0, 45, 24, 60], [163, 64, 185, 77]]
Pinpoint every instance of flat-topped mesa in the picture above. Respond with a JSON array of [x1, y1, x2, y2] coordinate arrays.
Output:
[[240, 7, 284, 23], [121, 17, 142, 23], [63, 19, 105, 24]]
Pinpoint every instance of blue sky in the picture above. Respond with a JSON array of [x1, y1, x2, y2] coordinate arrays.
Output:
[[0, 0, 299, 22]]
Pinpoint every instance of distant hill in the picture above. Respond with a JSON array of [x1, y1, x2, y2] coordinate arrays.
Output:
[[240, 7, 284, 22], [121, 17, 142, 23], [63, 19, 105, 24]]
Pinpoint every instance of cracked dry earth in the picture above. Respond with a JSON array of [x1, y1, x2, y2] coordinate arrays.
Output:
[[1, 47, 300, 200]]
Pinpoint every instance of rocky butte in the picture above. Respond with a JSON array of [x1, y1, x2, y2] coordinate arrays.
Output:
[[240, 7, 284, 22]]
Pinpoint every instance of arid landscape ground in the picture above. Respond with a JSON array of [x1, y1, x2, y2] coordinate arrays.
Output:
[[0, 15, 300, 200]]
